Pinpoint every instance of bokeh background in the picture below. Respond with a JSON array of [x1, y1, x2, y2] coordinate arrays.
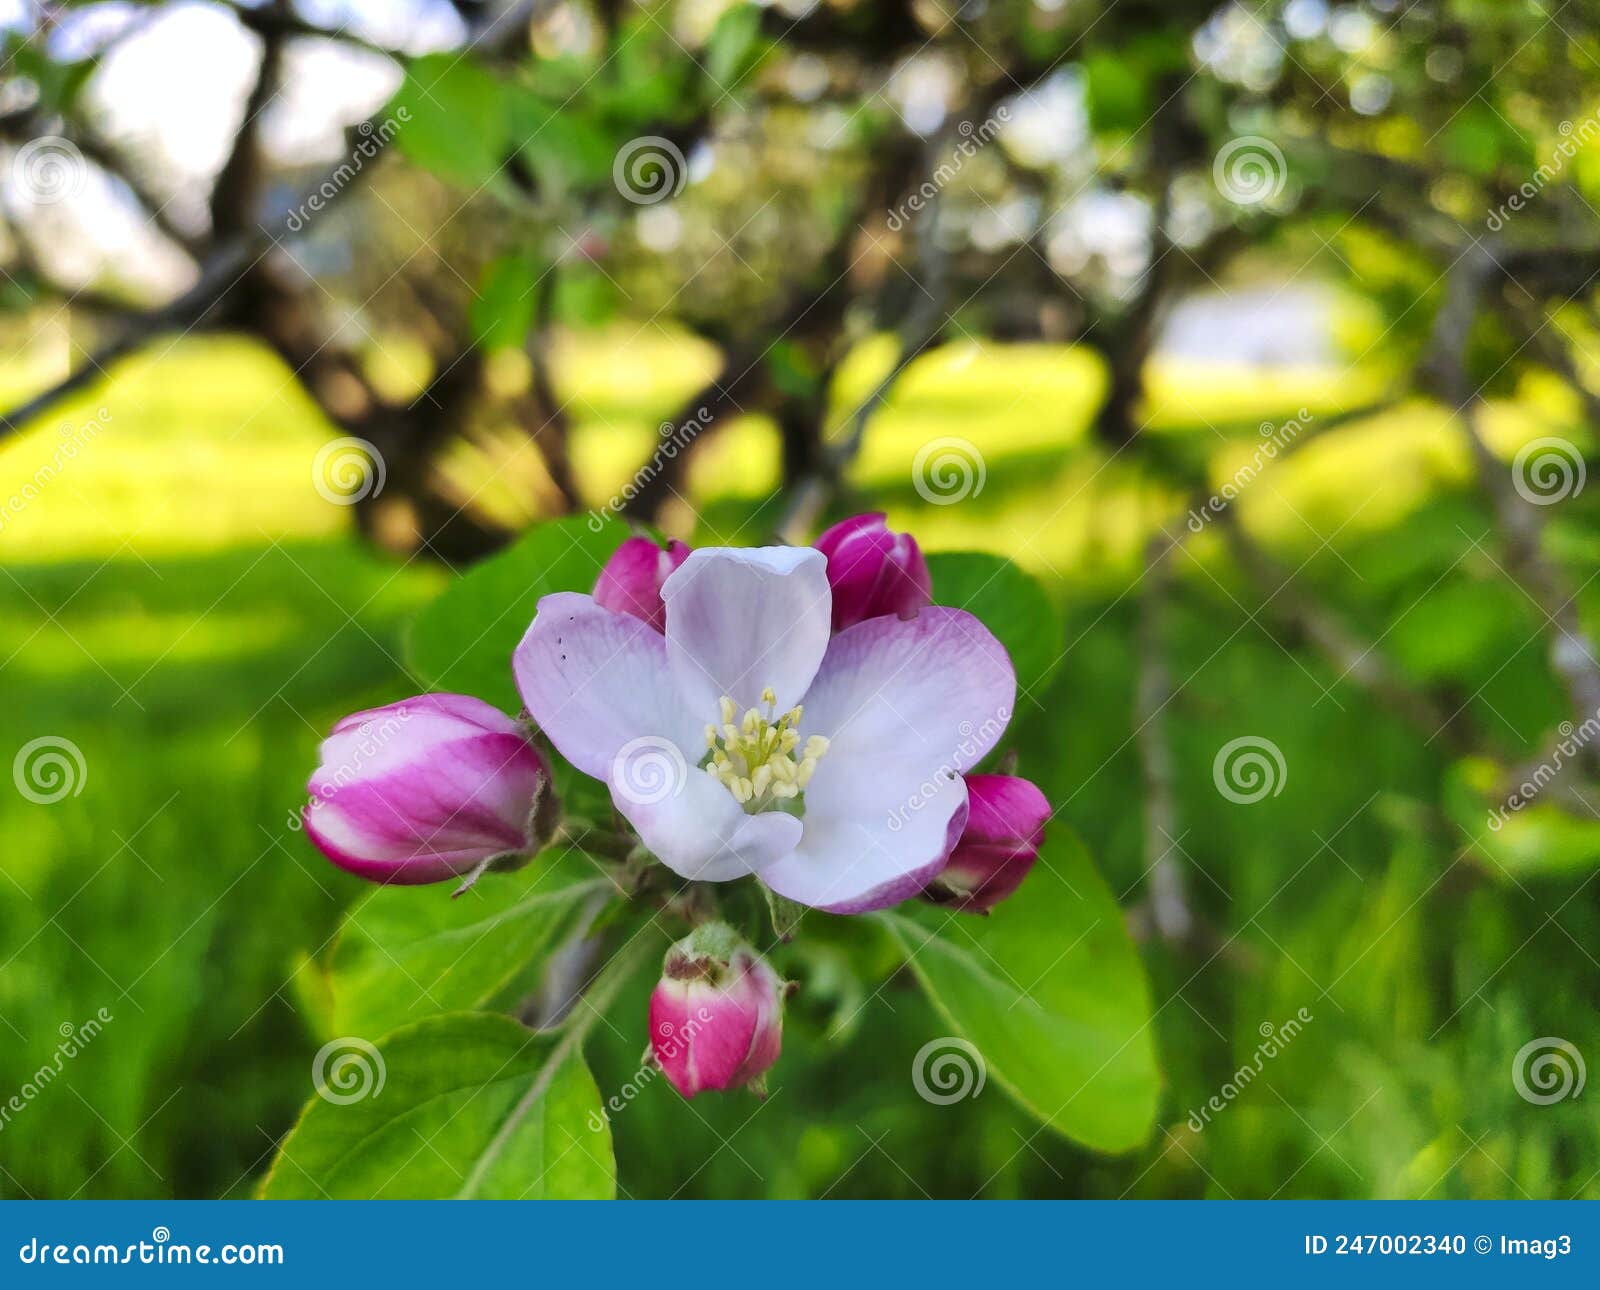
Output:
[[2, 0, 1599, 1199]]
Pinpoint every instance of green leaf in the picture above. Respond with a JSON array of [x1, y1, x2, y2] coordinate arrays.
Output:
[[1444, 756, 1600, 879], [389, 54, 511, 188], [763, 885, 807, 941], [555, 264, 624, 327], [471, 254, 541, 352], [1441, 105, 1505, 178], [926, 551, 1062, 700], [767, 339, 821, 399], [1385, 580, 1521, 682], [407, 515, 630, 709], [260, 1013, 614, 1199], [327, 851, 616, 1039], [606, 19, 697, 123], [877, 829, 1159, 1153], [704, 3, 768, 89], [1083, 52, 1148, 135], [508, 92, 618, 193]]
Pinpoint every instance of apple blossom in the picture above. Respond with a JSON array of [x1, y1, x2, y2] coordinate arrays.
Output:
[[592, 535, 691, 632], [922, 774, 1049, 911], [813, 512, 932, 631], [515, 543, 1014, 912], [303, 693, 551, 885], [648, 923, 786, 1097]]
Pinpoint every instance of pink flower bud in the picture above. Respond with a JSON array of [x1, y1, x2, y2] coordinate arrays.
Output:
[[648, 924, 786, 1098], [593, 536, 691, 632], [302, 693, 552, 885], [813, 512, 932, 631], [923, 774, 1049, 911]]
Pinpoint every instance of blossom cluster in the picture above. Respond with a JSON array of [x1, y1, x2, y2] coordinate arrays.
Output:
[[302, 515, 1049, 1098]]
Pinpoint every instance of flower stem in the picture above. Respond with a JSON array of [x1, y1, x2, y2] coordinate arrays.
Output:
[[454, 929, 661, 1198]]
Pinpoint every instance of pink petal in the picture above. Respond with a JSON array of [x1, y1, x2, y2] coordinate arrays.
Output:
[[649, 943, 784, 1097], [302, 819, 503, 886], [593, 536, 690, 632], [308, 732, 537, 857], [929, 774, 1050, 911], [650, 980, 756, 1096], [317, 695, 515, 783], [814, 512, 931, 631], [304, 695, 549, 885], [329, 692, 514, 737]]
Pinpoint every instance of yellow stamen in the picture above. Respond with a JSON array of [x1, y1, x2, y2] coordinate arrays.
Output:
[[703, 687, 829, 813]]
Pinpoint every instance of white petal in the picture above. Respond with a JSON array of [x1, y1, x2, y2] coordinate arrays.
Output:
[[614, 769, 802, 882], [660, 546, 831, 716], [514, 592, 700, 780], [759, 607, 1015, 912], [761, 773, 967, 914], [800, 606, 1015, 777]]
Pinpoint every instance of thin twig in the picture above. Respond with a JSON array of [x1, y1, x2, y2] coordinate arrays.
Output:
[[1215, 507, 1467, 748], [772, 149, 953, 542], [1136, 528, 1192, 943]]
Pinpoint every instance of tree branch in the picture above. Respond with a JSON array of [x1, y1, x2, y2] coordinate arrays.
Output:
[[0, 242, 253, 439], [771, 135, 953, 541], [519, 267, 581, 511], [0, 110, 378, 444]]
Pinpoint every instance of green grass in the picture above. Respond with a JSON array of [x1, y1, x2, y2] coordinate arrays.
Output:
[[2, 328, 1598, 1198]]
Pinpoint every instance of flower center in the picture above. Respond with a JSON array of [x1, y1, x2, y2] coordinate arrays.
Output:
[[703, 687, 829, 813]]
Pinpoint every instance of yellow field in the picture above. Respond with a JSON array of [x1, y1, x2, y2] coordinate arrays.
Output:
[[0, 328, 1585, 590]]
